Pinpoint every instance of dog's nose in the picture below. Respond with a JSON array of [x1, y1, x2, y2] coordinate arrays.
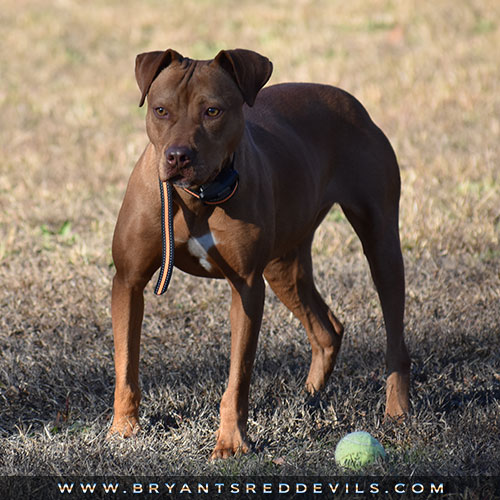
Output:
[[165, 146, 194, 170]]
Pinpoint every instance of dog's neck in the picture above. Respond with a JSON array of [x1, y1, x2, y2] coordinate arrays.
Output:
[[181, 154, 239, 205]]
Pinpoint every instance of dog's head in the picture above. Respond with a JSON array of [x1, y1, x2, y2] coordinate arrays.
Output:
[[135, 48, 273, 187]]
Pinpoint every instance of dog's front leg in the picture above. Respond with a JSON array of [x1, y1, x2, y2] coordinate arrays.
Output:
[[109, 273, 145, 437], [211, 274, 265, 459], [108, 161, 161, 438]]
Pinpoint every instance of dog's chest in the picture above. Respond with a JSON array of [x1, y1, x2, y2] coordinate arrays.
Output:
[[172, 226, 224, 278], [185, 233, 216, 272]]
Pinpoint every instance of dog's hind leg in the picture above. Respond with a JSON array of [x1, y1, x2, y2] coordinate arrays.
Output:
[[264, 237, 344, 393], [340, 200, 410, 419]]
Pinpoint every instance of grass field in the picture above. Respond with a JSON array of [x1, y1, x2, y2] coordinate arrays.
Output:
[[1, 0, 499, 480]]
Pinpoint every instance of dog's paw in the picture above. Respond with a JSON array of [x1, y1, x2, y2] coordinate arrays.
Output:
[[385, 371, 410, 421], [107, 415, 141, 439], [210, 429, 250, 460]]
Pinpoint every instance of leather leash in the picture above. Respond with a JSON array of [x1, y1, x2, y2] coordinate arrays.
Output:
[[154, 166, 239, 296], [154, 180, 175, 295]]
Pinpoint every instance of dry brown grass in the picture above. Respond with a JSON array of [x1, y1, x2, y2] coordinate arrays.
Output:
[[0, 0, 499, 478]]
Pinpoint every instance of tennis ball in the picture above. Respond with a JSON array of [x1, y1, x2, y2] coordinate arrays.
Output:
[[335, 431, 386, 470]]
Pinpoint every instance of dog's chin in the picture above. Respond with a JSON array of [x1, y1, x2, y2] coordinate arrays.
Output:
[[169, 175, 191, 188]]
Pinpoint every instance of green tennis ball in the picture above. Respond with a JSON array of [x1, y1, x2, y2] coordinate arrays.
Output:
[[335, 431, 386, 470]]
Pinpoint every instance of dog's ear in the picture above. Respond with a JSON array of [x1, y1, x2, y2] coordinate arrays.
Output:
[[213, 49, 273, 106], [135, 49, 183, 107]]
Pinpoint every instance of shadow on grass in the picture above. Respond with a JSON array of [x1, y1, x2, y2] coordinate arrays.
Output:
[[1, 316, 498, 474]]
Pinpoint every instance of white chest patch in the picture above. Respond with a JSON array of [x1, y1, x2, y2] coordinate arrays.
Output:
[[187, 233, 217, 272]]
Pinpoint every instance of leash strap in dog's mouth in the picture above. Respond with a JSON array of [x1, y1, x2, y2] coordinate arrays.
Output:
[[154, 167, 239, 296], [154, 180, 174, 295]]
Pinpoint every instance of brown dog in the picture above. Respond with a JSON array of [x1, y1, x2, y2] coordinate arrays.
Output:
[[109, 48, 410, 459]]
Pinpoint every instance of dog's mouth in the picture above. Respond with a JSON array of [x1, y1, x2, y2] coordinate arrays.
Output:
[[166, 164, 196, 186], [168, 164, 221, 189], [168, 170, 191, 187]]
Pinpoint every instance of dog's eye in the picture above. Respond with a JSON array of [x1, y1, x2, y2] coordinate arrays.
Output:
[[206, 107, 221, 118], [154, 107, 168, 118]]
